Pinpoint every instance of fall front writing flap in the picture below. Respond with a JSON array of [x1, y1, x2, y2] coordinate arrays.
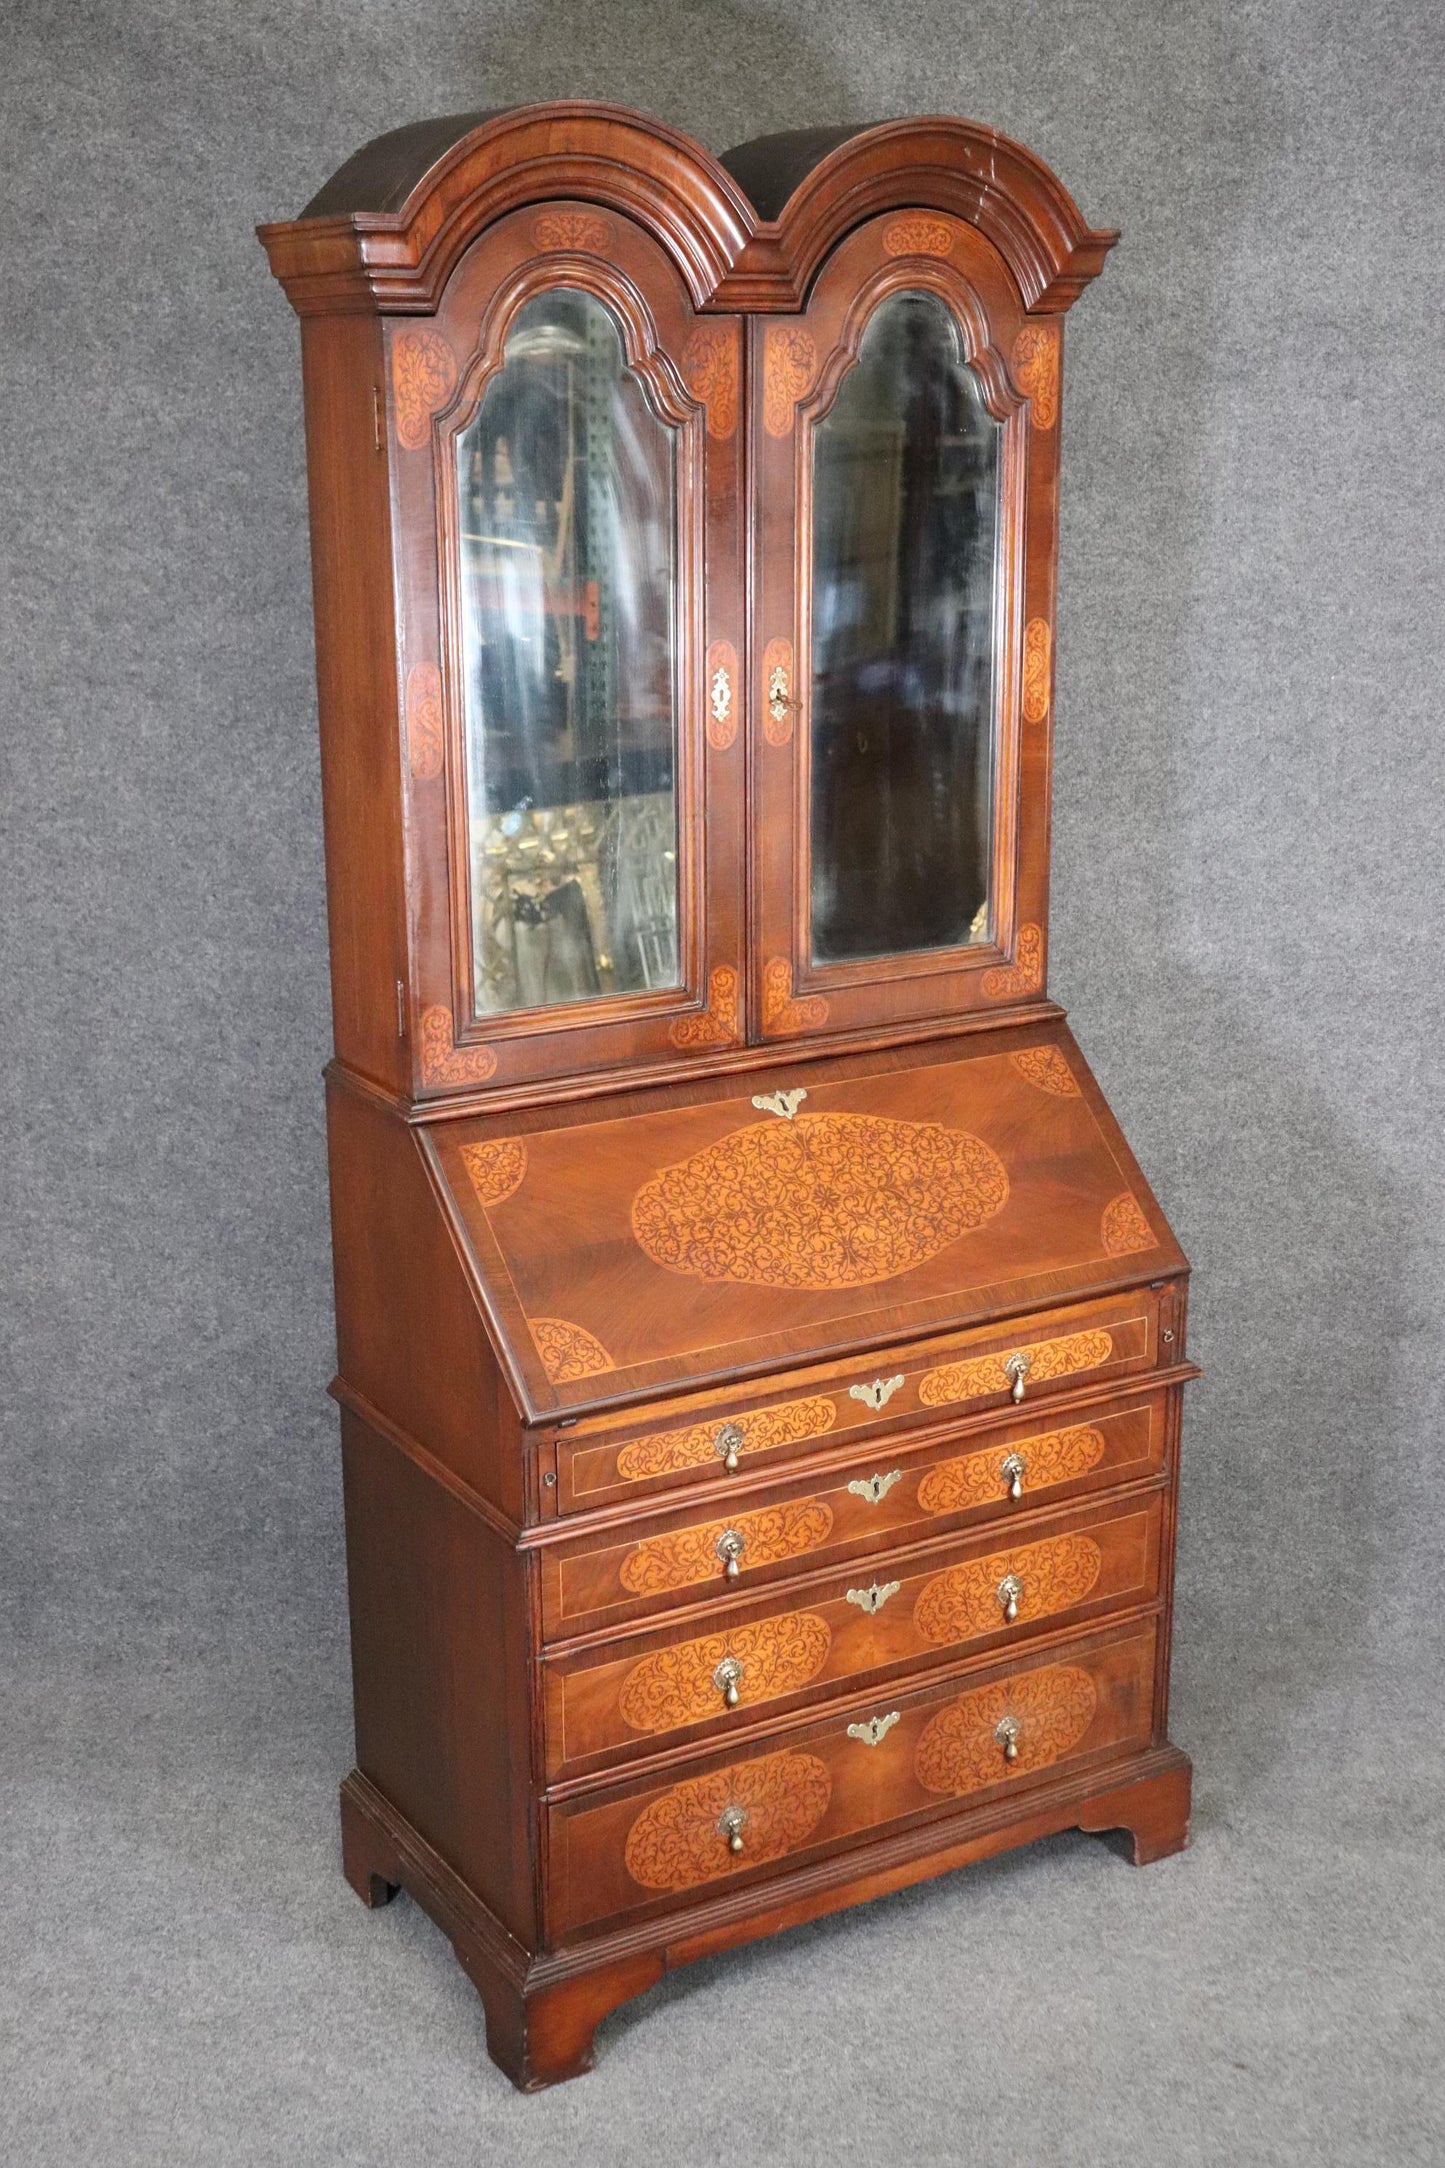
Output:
[[424, 1025, 1185, 1420]]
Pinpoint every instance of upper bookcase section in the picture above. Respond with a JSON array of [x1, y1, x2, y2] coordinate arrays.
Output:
[[257, 103, 1118, 319]]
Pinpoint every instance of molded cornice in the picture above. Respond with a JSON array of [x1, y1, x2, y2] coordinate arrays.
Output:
[[258, 103, 1116, 319]]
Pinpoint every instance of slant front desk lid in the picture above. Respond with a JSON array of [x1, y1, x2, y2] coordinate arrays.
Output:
[[424, 1025, 1185, 1422]]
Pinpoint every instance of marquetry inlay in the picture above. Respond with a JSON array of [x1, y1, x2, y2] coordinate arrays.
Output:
[[763, 326, 817, 436], [624, 1749, 832, 1890], [669, 966, 740, 1052], [913, 1532, 1103, 1644], [916, 1425, 1107, 1514], [681, 324, 739, 438], [1101, 1192, 1157, 1256], [882, 216, 954, 257], [617, 1611, 832, 1732], [1022, 618, 1052, 723], [1012, 321, 1060, 429], [615, 1395, 836, 1483], [405, 662, 444, 779], [917, 1329, 1114, 1409], [391, 329, 457, 450], [761, 957, 828, 1031], [531, 210, 615, 253], [914, 1663, 1097, 1795], [1009, 1045, 1079, 1095], [618, 1499, 834, 1597], [630, 1113, 1008, 1290], [419, 1006, 497, 1087], [460, 1137, 528, 1207], [981, 923, 1044, 1001], [530, 1317, 615, 1384]]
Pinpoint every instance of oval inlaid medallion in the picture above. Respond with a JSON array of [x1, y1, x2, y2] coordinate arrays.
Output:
[[631, 1112, 1009, 1290], [624, 1749, 832, 1890], [917, 1329, 1114, 1409], [619, 1498, 834, 1597], [916, 1425, 1107, 1514], [914, 1664, 1097, 1796], [913, 1533, 1102, 1644], [616, 1395, 836, 1483], [617, 1611, 832, 1732]]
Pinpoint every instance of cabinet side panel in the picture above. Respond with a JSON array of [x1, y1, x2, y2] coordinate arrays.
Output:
[[299, 314, 409, 1095], [326, 1077, 523, 1520], [341, 1407, 536, 1946]]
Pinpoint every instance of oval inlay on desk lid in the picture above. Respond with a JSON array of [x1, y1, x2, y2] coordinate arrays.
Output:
[[617, 1612, 832, 1732], [630, 1112, 1008, 1289], [624, 1749, 832, 1890]]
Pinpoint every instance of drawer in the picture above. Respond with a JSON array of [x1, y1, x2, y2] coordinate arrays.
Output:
[[538, 1383, 1172, 1640], [547, 1618, 1159, 1939], [547, 1284, 1173, 1512], [543, 1490, 1163, 1780]]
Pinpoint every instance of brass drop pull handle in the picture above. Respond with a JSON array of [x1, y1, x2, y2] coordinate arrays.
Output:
[[714, 1422, 744, 1474], [1000, 1451, 1027, 1501], [997, 1572, 1023, 1623], [1003, 1352, 1032, 1404], [713, 1655, 744, 1708], [718, 1804, 747, 1854], [995, 1715, 1021, 1763], [716, 1528, 746, 1580], [767, 663, 798, 726]]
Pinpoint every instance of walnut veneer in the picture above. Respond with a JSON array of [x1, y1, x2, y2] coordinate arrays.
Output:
[[261, 103, 1194, 2092]]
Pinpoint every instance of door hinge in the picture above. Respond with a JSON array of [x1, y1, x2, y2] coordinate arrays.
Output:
[[373, 383, 385, 453], [396, 979, 407, 1038]]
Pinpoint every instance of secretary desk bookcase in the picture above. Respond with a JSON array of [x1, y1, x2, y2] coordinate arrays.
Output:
[[260, 105, 1195, 2091]]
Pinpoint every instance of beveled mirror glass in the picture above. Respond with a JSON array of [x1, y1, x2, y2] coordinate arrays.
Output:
[[456, 288, 680, 1017], [809, 289, 1001, 965]]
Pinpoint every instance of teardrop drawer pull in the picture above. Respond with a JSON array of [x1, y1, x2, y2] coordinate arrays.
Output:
[[997, 1572, 1023, 1623], [1003, 1352, 1032, 1404], [994, 1715, 1021, 1763], [717, 1804, 747, 1854], [714, 1422, 744, 1473], [1000, 1451, 1027, 1501], [713, 1655, 744, 1708], [715, 1528, 746, 1579]]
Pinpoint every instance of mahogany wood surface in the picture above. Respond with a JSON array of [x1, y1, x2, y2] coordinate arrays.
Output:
[[262, 103, 1192, 2091]]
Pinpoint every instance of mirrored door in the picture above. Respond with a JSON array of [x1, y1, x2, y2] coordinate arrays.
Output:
[[751, 211, 1058, 1043]]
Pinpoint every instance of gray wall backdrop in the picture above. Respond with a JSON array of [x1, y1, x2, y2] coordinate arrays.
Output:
[[4, 3, 1442, 2163]]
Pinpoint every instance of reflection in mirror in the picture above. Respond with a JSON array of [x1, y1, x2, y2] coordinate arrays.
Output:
[[456, 289, 679, 1017], [810, 290, 1001, 964]]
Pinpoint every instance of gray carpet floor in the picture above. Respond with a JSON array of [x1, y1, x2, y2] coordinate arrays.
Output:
[[8, 1623, 1442, 2167]]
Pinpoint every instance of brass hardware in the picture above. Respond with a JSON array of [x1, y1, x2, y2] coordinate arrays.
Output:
[[716, 1528, 746, 1579], [542, 1470, 557, 1488], [752, 1088, 807, 1120], [1000, 1451, 1027, 1501], [846, 1579, 901, 1615], [1003, 1352, 1032, 1404], [709, 662, 732, 732], [849, 1374, 905, 1413], [995, 1715, 1020, 1762], [847, 1711, 901, 1747], [713, 1655, 744, 1708], [718, 1804, 747, 1854], [714, 1421, 745, 1473], [767, 662, 796, 727], [847, 1469, 904, 1506], [997, 1572, 1024, 1623], [1162, 1329, 1175, 1344]]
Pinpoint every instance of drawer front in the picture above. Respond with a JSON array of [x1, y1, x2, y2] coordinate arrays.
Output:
[[551, 1287, 1168, 1512], [539, 1386, 1171, 1639], [544, 1492, 1162, 1779], [547, 1619, 1158, 1938]]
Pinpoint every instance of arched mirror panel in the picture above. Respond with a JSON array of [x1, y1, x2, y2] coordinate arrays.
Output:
[[455, 287, 681, 1018]]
